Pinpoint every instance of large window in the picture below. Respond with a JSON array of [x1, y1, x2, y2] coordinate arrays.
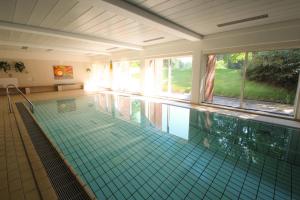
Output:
[[205, 53, 245, 107], [204, 49, 300, 116], [112, 60, 141, 92], [145, 56, 192, 100]]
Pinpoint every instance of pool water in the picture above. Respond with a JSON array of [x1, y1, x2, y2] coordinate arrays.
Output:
[[32, 93, 300, 200]]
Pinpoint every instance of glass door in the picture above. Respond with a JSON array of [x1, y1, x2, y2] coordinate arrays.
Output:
[[205, 53, 246, 108], [204, 48, 300, 116], [112, 60, 141, 93], [243, 50, 299, 116], [145, 55, 192, 100]]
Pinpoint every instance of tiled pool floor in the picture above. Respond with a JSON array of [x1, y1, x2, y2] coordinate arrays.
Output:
[[32, 94, 300, 200]]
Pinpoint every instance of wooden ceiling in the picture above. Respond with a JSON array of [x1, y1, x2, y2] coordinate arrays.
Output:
[[127, 0, 300, 35], [0, 0, 299, 56]]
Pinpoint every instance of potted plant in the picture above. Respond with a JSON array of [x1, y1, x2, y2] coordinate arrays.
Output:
[[0, 61, 11, 72], [15, 62, 26, 72]]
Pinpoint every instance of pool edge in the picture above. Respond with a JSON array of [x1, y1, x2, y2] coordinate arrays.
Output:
[[16, 102, 97, 200]]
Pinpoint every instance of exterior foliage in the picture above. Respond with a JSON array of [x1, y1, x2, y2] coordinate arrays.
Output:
[[247, 49, 300, 90]]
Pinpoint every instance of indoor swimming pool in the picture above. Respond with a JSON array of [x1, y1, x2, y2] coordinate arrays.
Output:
[[31, 93, 300, 200]]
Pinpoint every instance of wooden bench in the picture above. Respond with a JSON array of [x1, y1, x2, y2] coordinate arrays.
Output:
[[0, 83, 83, 95], [56, 83, 83, 91]]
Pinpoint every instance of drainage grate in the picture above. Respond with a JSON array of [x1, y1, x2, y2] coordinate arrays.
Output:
[[16, 103, 92, 200]]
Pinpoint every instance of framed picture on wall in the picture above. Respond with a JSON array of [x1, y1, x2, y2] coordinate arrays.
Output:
[[53, 65, 73, 80]]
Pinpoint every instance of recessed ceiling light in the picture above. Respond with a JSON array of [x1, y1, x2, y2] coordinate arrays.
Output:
[[21, 46, 28, 50], [106, 47, 118, 51], [143, 37, 165, 43], [217, 14, 269, 27]]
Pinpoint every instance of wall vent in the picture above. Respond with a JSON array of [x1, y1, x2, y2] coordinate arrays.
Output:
[[106, 47, 118, 51], [217, 14, 268, 27], [143, 37, 165, 43]]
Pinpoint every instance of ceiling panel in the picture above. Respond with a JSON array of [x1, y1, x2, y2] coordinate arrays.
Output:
[[0, 0, 299, 55], [0, 29, 10, 40], [0, 29, 123, 54], [0, 0, 16, 21], [13, 0, 38, 23], [84, 15, 127, 35], [62, 7, 105, 31], [27, 0, 60, 26], [0, 44, 97, 56], [52, 1, 92, 30], [127, 0, 300, 35], [39, 0, 78, 28], [0, 0, 183, 54], [20, 0, 179, 45]]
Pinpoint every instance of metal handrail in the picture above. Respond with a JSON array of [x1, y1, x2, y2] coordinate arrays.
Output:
[[6, 84, 34, 113]]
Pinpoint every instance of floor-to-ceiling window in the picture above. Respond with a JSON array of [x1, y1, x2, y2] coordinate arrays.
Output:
[[205, 53, 245, 108], [145, 55, 192, 100], [112, 60, 141, 93], [204, 48, 300, 116]]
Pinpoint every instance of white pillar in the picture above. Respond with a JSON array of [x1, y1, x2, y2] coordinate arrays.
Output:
[[198, 52, 207, 104], [294, 73, 300, 120], [139, 57, 145, 95], [190, 49, 202, 104]]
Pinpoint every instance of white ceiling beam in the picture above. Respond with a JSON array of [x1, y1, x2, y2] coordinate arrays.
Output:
[[0, 20, 143, 50], [90, 0, 203, 41], [0, 40, 111, 56]]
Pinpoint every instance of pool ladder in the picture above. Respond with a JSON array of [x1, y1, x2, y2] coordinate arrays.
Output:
[[6, 84, 34, 113]]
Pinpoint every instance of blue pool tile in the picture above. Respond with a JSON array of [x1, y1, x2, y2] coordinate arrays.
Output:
[[33, 94, 300, 200]]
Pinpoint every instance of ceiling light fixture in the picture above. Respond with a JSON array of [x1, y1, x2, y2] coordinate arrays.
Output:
[[143, 37, 165, 43], [217, 14, 268, 27]]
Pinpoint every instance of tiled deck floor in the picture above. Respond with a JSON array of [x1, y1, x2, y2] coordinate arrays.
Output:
[[212, 96, 294, 116], [0, 92, 72, 200]]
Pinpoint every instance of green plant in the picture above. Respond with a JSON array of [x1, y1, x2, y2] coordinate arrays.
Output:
[[0, 61, 11, 72], [246, 49, 300, 90], [15, 62, 26, 72]]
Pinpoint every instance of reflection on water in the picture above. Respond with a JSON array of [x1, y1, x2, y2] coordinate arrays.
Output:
[[33, 93, 300, 199], [56, 99, 76, 113], [92, 93, 300, 166], [95, 94, 190, 140], [35, 93, 300, 167]]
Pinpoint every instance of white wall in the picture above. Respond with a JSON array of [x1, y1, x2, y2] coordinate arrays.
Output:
[[0, 50, 92, 86]]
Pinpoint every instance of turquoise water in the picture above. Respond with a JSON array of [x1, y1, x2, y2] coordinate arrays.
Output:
[[33, 93, 300, 200]]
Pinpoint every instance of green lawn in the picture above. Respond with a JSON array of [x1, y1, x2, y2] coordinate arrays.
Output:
[[160, 66, 295, 104], [214, 68, 295, 104], [162, 68, 192, 93]]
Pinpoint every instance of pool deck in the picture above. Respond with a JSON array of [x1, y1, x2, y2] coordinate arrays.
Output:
[[1, 89, 300, 199], [0, 94, 56, 199]]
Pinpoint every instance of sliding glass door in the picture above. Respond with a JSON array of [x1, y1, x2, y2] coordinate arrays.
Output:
[[112, 60, 141, 93], [145, 55, 192, 100], [204, 48, 300, 116], [205, 53, 245, 108], [243, 50, 299, 115]]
